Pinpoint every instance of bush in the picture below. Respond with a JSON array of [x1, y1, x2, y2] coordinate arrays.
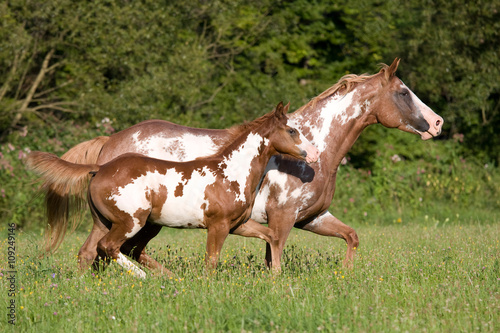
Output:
[[0, 120, 113, 230], [331, 126, 500, 225]]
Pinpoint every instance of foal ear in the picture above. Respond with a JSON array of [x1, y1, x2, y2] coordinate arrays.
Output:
[[274, 101, 286, 119]]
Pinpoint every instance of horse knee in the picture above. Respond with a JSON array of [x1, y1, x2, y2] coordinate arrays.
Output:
[[266, 229, 278, 244], [349, 230, 359, 249], [97, 239, 119, 258], [77, 252, 95, 270], [341, 227, 359, 249], [78, 248, 96, 261]]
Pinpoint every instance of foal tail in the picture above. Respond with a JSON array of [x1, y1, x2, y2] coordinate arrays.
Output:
[[28, 137, 107, 252]]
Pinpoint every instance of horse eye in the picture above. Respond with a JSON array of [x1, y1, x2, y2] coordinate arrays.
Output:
[[288, 128, 296, 135], [400, 90, 409, 97]]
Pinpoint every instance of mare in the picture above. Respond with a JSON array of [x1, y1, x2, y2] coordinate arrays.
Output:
[[27, 102, 319, 277], [38, 58, 443, 272]]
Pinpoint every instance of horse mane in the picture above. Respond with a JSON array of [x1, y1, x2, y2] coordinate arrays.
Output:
[[295, 63, 392, 114], [212, 109, 278, 157]]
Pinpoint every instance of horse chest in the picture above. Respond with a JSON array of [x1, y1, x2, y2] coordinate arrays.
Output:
[[250, 165, 331, 223]]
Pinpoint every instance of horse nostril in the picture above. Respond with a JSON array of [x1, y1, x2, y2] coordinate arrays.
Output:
[[436, 119, 441, 127]]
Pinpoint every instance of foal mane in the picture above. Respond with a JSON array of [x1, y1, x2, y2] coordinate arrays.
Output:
[[212, 110, 278, 157], [295, 63, 393, 114]]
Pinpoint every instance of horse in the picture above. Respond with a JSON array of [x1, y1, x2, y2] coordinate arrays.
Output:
[[27, 102, 319, 277], [39, 58, 443, 271]]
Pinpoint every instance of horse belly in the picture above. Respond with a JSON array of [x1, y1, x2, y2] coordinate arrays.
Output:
[[154, 195, 207, 228], [151, 167, 217, 229]]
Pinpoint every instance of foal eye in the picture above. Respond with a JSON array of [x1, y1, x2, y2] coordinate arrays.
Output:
[[288, 128, 296, 135]]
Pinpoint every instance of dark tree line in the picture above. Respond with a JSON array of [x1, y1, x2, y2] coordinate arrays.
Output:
[[1, 0, 498, 163]]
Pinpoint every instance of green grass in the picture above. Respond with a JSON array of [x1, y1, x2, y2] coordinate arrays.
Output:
[[1, 218, 498, 332]]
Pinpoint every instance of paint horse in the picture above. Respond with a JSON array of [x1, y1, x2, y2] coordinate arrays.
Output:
[[39, 58, 443, 271], [27, 102, 319, 277]]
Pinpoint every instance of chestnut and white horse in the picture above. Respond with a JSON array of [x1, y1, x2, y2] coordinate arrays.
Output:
[[38, 58, 443, 271], [28, 102, 319, 277]]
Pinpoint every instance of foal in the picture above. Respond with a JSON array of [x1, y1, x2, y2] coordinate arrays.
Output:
[[28, 102, 319, 277]]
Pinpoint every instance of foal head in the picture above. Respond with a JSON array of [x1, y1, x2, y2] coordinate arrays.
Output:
[[369, 58, 443, 140], [268, 102, 319, 164]]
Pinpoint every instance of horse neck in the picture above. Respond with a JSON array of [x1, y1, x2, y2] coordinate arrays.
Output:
[[217, 127, 275, 202], [290, 85, 377, 172]]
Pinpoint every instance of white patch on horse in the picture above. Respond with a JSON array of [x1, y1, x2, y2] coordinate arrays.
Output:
[[310, 90, 364, 152], [109, 170, 158, 238], [131, 131, 217, 161], [157, 166, 216, 227], [219, 133, 269, 203], [291, 188, 302, 198], [250, 184, 270, 223], [287, 118, 312, 154], [400, 82, 429, 116], [267, 170, 290, 205], [179, 133, 219, 161], [116, 253, 146, 279], [109, 168, 217, 231], [250, 156, 279, 223], [308, 210, 331, 228]]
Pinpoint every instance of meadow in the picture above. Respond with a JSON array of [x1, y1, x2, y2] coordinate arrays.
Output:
[[1, 216, 498, 332], [1, 119, 498, 332]]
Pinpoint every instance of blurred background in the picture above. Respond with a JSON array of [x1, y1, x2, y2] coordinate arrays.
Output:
[[1, 0, 498, 230]]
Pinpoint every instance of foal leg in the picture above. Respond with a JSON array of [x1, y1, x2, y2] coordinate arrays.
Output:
[[121, 223, 173, 276], [297, 211, 359, 268], [232, 220, 281, 273], [78, 202, 113, 272], [97, 223, 147, 279], [78, 219, 108, 271]]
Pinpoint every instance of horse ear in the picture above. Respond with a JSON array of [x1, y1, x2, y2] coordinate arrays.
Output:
[[381, 58, 400, 83], [387, 58, 400, 77], [283, 102, 290, 114]]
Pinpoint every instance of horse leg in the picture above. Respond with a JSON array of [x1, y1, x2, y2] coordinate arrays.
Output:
[[231, 220, 277, 244], [232, 220, 281, 273], [77, 199, 115, 272], [77, 218, 108, 272], [296, 211, 359, 268], [205, 223, 230, 271], [121, 223, 174, 276], [97, 223, 148, 279], [265, 210, 297, 273]]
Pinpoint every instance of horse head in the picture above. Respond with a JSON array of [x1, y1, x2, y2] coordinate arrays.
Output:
[[373, 58, 443, 140]]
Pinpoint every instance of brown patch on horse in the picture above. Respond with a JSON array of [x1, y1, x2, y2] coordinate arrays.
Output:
[[174, 182, 184, 197], [150, 184, 168, 221]]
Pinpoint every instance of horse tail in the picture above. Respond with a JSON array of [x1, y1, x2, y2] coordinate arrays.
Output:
[[28, 137, 107, 253]]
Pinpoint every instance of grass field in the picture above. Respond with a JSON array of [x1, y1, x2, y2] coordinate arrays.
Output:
[[1, 218, 498, 332]]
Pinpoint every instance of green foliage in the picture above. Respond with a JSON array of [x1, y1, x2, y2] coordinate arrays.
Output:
[[0, 121, 110, 230], [334, 126, 500, 224], [0, 0, 498, 230], [383, 0, 500, 162]]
